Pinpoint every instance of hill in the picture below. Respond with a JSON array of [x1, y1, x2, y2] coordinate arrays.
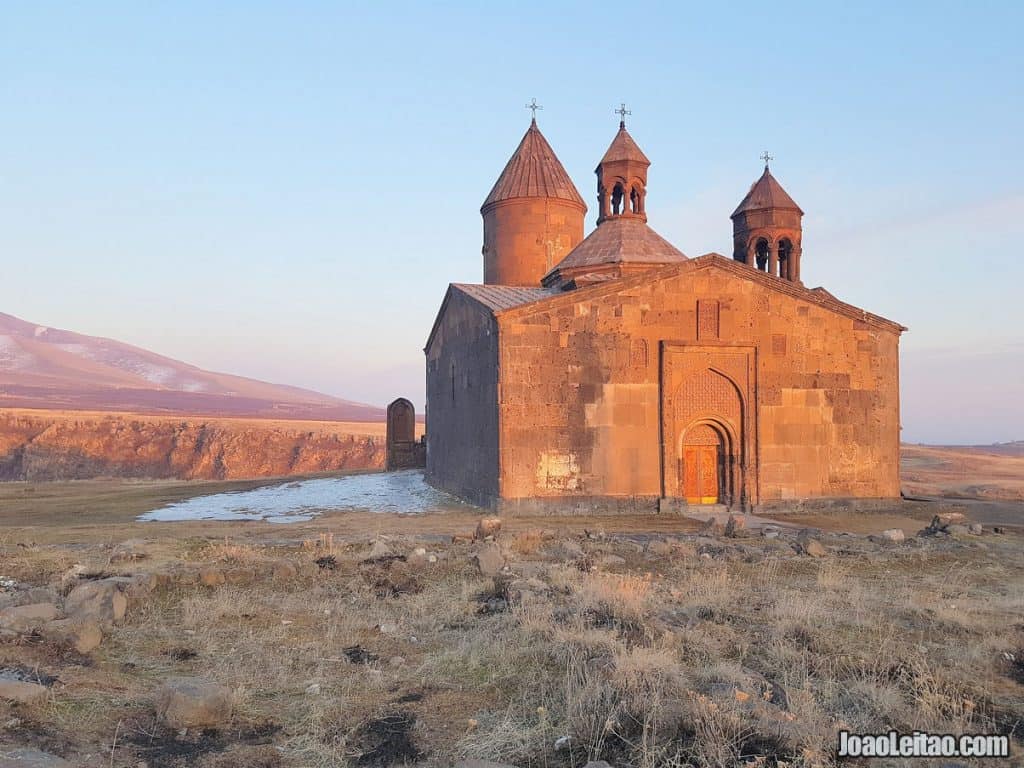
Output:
[[0, 311, 383, 420]]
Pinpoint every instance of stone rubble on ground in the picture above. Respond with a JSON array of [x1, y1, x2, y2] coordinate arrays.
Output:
[[475, 517, 502, 540], [0, 603, 59, 633], [64, 579, 128, 626], [0, 747, 72, 767], [880, 528, 905, 543], [154, 676, 233, 729], [0, 680, 48, 706], [472, 542, 506, 576]]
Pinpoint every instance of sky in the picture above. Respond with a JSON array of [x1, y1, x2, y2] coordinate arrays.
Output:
[[1, 2, 1021, 444]]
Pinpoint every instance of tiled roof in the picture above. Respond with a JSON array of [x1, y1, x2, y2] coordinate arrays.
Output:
[[732, 167, 803, 217], [481, 120, 586, 210], [599, 123, 650, 166], [451, 283, 559, 312], [545, 217, 686, 276]]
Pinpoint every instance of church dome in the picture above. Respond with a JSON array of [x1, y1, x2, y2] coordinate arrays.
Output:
[[731, 166, 803, 217], [481, 119, 586, 211], [542, 217, 686, 287]]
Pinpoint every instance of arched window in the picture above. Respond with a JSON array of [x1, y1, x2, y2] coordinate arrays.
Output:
[[611, 182, 625, 215], [754, 238, 769, 271], [778, 238, 793, 280]]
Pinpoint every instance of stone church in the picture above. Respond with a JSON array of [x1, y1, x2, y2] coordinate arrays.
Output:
[[424, 113, 904, 513]]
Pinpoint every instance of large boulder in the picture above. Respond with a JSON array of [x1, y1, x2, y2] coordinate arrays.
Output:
[[0, 680, 48, 705], [880, 528, 905, 543], [802, 539, 827, 558], [42, 618, 103, 654], [154, 677, 233, 729], [724, 515, 747, 538], [0, 603, 59, 633], [472, 543, 506, 576], [64, 580, 127, 626], [474, 517, 502, 540], [0, 747, 71, 767]]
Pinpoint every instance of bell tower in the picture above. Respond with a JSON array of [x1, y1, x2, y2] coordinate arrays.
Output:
[[480, 103, 586, 287], [731, 154, 804, 284], [596, 104, 650, 224]]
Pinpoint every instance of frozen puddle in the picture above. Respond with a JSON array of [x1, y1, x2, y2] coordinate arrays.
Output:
[[138, 470, 471, 524]]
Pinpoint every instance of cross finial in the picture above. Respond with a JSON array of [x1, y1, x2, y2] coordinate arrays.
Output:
[[525, 98, 542, 122], [615, 102, 631, 127], [760, 150, 773, 169]]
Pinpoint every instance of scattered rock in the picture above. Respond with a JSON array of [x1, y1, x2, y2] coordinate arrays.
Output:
[[648, 539, 673, 556], [802, 540, 827, 558], [554, 734, 572, 751], [343, 645, 379, 664], [0, 747, 71, 767], [0, 680, 48, 705], [724, 515, 747, 538], [919, 516, 948, 537], [154, 676, 232, 729], [698, 518, 724, 536], [377, 622, 400, 637], [42, 618, 102, 654], [110, 539, 149, 563], [880, 528, 905, 543], [474, 517, 502, 540], [761, 527, 781, 540], [968, 523, 984, 535], [0, 603, 59, 633], [583, 762, 613, 768], [455, 762, 519, 768], [365, 539, 393, 559], [17, 587, 59, 606], [937, 511, 966, 526], [947, 524, 971, 535], [64, 579, 128, 627], [472, 543, 506, 576]]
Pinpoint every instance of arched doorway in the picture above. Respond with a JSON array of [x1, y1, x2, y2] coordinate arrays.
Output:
[[679, 422, 730, 504]]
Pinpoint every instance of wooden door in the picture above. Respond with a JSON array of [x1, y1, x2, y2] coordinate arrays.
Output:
[[682, 445, 719, 504]]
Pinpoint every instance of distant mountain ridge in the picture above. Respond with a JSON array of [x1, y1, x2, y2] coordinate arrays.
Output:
[[0, 311, 384, 421]]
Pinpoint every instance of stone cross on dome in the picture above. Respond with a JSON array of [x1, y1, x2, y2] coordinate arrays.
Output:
[[525, 98, 542, 122], [615, 102, 631, 127]]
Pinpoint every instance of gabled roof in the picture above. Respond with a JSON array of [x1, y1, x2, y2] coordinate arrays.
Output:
[[508, 254, 906, 334], [542, 217, 686, 284], [599, 122, 650, 166], [731, 166, 803, 217], [451, 283, 559, 312], [423, 282, 560, 352], [481, 119, 586, 211]]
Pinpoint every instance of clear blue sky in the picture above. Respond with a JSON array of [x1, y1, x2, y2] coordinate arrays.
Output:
[[2, 2, 1021, 443]]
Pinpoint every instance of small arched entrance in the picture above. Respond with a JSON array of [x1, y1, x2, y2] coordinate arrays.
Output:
[[679, 422, 730, 504]]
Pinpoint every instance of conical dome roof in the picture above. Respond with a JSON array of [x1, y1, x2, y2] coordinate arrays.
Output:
[[598, 122, 650, 167], [732, 166, 803, 217], [481, 120, 586, 211]]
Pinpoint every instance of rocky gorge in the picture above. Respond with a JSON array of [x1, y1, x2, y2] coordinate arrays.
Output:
[[0, 410, 386, 481]]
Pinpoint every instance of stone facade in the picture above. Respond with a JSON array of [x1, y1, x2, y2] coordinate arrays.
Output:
[[425, 117, 904, 513]]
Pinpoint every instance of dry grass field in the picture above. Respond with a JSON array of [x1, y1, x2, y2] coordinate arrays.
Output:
[[901, 444, 1024, 502], [0, 493, 1022, 767], [0, 443, 1022, 767]]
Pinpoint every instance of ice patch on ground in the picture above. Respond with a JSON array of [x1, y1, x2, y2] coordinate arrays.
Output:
[[138, 470, 472, 523]]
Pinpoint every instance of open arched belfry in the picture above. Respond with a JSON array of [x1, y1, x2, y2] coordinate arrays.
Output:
[[425, 110, 904, 513]]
